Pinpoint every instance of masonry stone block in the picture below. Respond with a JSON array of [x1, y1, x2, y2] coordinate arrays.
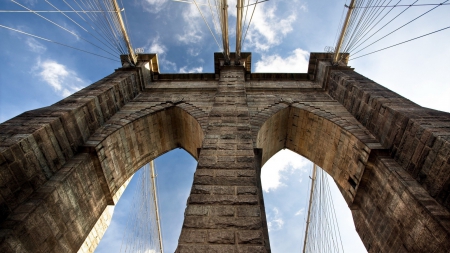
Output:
[[207, 230, 235, 244], [0, 53, 449, 252]]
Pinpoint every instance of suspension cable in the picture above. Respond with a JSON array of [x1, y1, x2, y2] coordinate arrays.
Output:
[[192, 0, 222, 50], [11, 0, 119, 58], [350, 25, 450, 60], [0, 24, 118, 61]]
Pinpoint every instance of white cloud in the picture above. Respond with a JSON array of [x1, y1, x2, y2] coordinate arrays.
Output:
[[255, 48, 310, 73], [267, 207, 284, 232], [26, 38, 46, 53], [175, 3, 204, 44], [144, 37, 177, 71], [148, 37, 166, 55], [187, 47, 200, 56], [177, 29, 203, 44], [299, 4, 308, 12], [295, 208, 304, 216], [261, 149, 309, 192], [24, 0, 37, 6], [35, 59, 86, 97], [179, 66, 203, 73], [243, 4, 297, 51], [161, 59, 177, 71], [142, 0, 168, 13]]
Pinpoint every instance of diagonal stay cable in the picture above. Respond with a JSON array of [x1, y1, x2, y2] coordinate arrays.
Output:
[[342, 0, 370, 53], [62, 0, 120, 54], [213, 0, 224, 52], [341, 0, 364, 53], [120, 0, 132, 44], [333, 0, 349, 47], [103, 0, 129, 55], [345, 0, 381, 51], [18, 0, 119, 55], [354, 3, 450, 8], [349, 0, 417, 53], [0, 10, 118, 12], [90, 0, 125, 53], [348, 0, 402, 52], [45, 0, 121, 55], [351, 25, 450, 60], [192, 0, 222, 50], [241, 0, 250, 46], [0, 24, 119, 62], [351, 0, 393, 45], [207, 0, 221, 34], [100, 0, 125, 50], [45, 0, 88, 32], [11, 0, 119, 58], [81, 0, 124, 54], [242, 0, 259, 46], [72, 0, 122, 51], [96, 0, 128, 55], [351, 0, 449, 55], [345, 0, 394, 52]]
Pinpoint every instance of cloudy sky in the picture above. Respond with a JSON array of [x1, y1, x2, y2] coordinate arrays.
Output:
[[1, 0, 449, 252]]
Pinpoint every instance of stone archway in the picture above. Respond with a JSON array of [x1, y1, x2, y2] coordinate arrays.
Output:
[[0, 100, 205, 252], [255, 105, 380, 204], [254, 104, 450, 252], [1, 53, 449, 253], [83, 105, 204, 202]]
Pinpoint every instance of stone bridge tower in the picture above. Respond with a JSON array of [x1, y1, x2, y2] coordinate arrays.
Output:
[[0, 53, 449, 253]]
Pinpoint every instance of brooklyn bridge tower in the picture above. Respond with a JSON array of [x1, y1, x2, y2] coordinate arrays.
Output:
[[0, 0, 449, 252]]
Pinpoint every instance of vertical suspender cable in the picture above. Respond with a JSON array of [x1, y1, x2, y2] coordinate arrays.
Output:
[[150, 161, 164, 253], [302, 163, 317, 253]]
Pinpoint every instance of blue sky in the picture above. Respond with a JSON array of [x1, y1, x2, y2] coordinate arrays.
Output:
[[1, 0, 449, 252]]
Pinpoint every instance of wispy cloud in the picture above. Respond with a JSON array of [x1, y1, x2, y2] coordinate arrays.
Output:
[[26, 38, 46, 53], [295, 208, 304, 216], [267, 207, 284, 232], [142, 0, 168, 13], [35, 59, 86, 97], [261, 149, 309, 192], [243, 4, 297, 51], [176, 4, 204, 45], [24, 0, 37, 6], [187, 47, 200, 57], [179, 66, 203, 73], [255, 48, 310, 73], [145, 37, 177, 71], [148, 37, 166, 55]]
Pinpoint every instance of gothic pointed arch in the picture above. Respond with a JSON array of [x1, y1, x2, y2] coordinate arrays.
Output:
[[254, 103, 382, 203], [83, 102, 206, 200], [254, 103, 450, 252]]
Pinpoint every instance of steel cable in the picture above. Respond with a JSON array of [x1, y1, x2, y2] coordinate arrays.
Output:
[[351, 0, 449, 55]]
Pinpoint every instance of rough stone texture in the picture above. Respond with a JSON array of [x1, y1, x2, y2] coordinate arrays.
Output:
[[0, 53, 449, 252], [77, 176, 132, 253], [326, 67, 450, 210], [352, 151, 450, 252], [77, 206, 114, 253]]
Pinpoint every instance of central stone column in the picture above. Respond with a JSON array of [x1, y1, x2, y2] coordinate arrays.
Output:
[[176, 66, 270, 253]]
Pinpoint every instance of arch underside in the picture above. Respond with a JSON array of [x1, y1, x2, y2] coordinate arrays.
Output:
[[0, 104, 204, 253], [254, 104, 450, 252], [87, 105, 204, 199], [1, 58, 450, 253], [255, 104, 380, 204]]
